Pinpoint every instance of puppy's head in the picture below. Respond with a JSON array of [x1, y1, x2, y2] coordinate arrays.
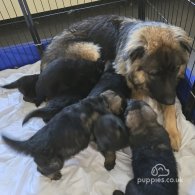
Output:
[[93, 114, 128, 151], [125, 99, 157, 132], [115, 24, 192, 105], [101, 90, 126, 115]]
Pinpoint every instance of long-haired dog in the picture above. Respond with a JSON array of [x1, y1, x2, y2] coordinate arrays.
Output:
[[114, 20, 192, 151], [22, 61, 130, 124], [40, 15, 191, 150], [2, 90, 126, 180], [1, 74, 39, 103], [113, 100, 178, 195]]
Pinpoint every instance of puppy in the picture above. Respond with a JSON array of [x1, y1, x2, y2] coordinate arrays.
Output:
[[88, 61, 130, 98], [35, 57, 104, 106], [113, 100, 178, 195], [23, 94, 82, 124], [93, 114, 128, 170], [1, 74, 39, 103], [2, 90, 126, 180], [23, 61, 129, 124]]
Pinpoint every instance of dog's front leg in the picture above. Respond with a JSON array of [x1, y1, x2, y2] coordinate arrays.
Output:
[[163, 104, 181, 151], [102, 151, 116, 171]]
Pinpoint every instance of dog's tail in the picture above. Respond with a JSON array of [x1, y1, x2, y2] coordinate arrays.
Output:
[[1, 80, 19, 89], [23, 107, 58, 125], [113, 190, 124, 195], [2, 135, 32, 155]]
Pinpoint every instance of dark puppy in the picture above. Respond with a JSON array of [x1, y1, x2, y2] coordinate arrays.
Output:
[[88, 61, 130, 98], [35, 57, 104, 106], [1, 74, 39, 103], [93, 114, 128, 170], [23, 94, 82, 124], [2, 90, 125, 180], [23, 61, 129, 124], [113, 100, 178, 195]]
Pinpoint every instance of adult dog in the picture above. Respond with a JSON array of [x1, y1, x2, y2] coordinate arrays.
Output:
[[40, 15, 191, 151]]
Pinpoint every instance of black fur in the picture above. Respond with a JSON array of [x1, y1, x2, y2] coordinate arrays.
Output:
[[93, 114, 128, 152], [1, 74, 39, 103], [41, 15, 190, 105], [23, 61, 129, 124], [88, 61, 130, 98], [36, 58, 105, 106], [113, 100, 178, 195], [93, 114, 128, 170], [41, 15, 126, 68], [2, 90, 125, 180], [23, 94, 82, 124]]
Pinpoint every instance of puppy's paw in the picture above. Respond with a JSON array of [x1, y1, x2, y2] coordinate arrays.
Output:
[[51, 171, 62, 180], [104, 161, 116, 171], [113, 190, 124, 195], [170, 131, 181, 152]]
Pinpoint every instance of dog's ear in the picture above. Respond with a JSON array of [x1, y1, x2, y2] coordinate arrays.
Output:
[[180, 41, 192, 54], [170, 25, 192, 54], [124, 46, 145, 62]]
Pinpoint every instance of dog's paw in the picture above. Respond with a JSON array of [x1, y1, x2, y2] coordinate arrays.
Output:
[[104, 161, 116, 171], [169, 131, 181, 152], [50, 172, 62, 180]]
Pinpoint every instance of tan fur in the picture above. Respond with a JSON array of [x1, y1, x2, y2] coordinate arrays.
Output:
[[114, 24, 192, 151], [101, 90, 123, 115], [163, 105, 181, 151], [132, 88, 181, 151], [65, 42, 101, 62], [115, 25, 191, 76], [177, 64, 186, 78]]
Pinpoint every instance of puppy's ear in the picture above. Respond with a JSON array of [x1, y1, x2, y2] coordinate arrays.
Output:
[[124, 46, 145, 62]]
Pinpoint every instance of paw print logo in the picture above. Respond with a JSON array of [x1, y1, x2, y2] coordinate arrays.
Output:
[[151, 164, 170, 177]]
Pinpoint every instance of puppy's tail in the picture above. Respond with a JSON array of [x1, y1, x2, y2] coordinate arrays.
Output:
[[1, 80, 18, 89], [113, 190, 124, 195], [2, 135, 31, 155], [23, 107, 57, 125]]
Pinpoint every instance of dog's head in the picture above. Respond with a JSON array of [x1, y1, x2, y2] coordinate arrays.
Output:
[[125, 99, 157, 131], [101, 90, 127, 115], [115, 24, 192, 105], [93, 114, 128, 151]]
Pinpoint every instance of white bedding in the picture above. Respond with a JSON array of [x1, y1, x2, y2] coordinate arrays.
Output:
[[0, 61, 195, 195]]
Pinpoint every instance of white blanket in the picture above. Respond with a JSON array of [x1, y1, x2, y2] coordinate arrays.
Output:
[[0, 61, 195, 195]]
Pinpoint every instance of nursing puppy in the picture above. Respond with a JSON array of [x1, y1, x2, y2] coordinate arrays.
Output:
[[23, 61, 129, 124], [2, 90, 126, 180], [40, 15, 191, 151], [113, 100, 178, 195], [93, 114, 128, 170], [35, 57, 104, 106], [88, 61, 130, 98], [1, 74, 39, 103]]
